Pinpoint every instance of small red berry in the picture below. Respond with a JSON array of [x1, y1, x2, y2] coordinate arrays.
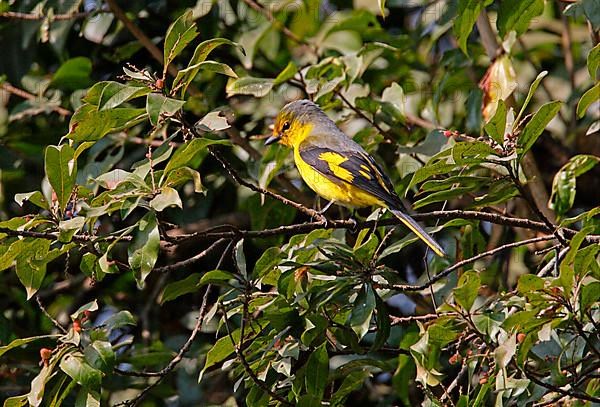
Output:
[[517, 333, 526, 343], [155, 79, 164, 89]]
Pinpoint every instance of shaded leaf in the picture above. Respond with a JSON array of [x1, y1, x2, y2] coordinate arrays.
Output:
[[163, 10, 198, 68], [517, 101, 562, 156], [45, 144, 77, 211], [128, 211, 160, 286]]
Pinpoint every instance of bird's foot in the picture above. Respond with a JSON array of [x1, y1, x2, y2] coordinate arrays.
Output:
[[348, 216, 358, 233]]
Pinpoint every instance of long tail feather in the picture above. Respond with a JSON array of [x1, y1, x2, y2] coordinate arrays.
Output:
[[389, 208, 446, 257]]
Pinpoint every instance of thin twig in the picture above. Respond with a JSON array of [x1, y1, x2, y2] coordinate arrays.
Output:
[[376, 235, 556, 292], [115, 285, 214, 406], [240, 0, 311, 49], [1, 82, 71, 117], [524, 366, 600, 403], [35, 295, 67, 334], [0, 10, 93, 20], [154, 238, 229, 273], [104, 0, 179, 79], [209, 147, 325, 221]]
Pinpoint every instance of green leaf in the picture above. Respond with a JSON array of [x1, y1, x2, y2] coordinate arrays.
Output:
[[195, 111, 230, 132], [484, 99, 507, 145], [515, 71, 549, 125], [164, 138, 230, 174], [588, 43, 600, 80], [173, 38, 242, 95], [453, 271, 480, 311], [71, 301, 99, 320], [68, 105, 146, 141], [549, 155, 600, 216], [149, 187, 182, 211], [330, 370, 369, 406], [517, 274, 544, 294], [274, 61, 298, 85], [454, 0, 490, 55], [84, 341, 115, 373], [348, 285, 376, 340], [497, 0, 544, 38], [128, 211, 160, 287], [15, 239, 51, 299], [517, 101, 562, 156], [60, 353, 102, 389], [3, 394, 28, 407], [581, 281, 600, 312], [75, 389, 100, 407], [253, 247, 283, 278], [45, 144, 77, 211], [582, 0, 600, 29], [226, 77, 274, 98], [297, 395, 321, 407], [199, 329, 241, 382], [103, 311, 136, 330], [146, 93, 186, 126], [198, 269, 235, 286], [305, 342, 329, 400], [163, 10, 198, 68], [371, 294, 390, 351], [58, 216, 86, 243], [576, 82, 600, 118], [494, 334, 517, 368], [554, 227, 592, 298], [50, 57, 92, 90], [97, 82, 151, 110], [14, 191, 49, 210], [0, 335, 59, 358], [163, 166, 203, 192], [160, 273, 202, 303]]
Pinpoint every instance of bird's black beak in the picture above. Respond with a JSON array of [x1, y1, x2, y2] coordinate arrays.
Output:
[[265, 135, 280, 145]]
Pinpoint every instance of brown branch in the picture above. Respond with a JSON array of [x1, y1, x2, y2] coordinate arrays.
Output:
[[115, 285, 213, 405], [104, 0, 178, 79], [390, 312, 458, 325], [1, 82, 71, 117], [154, 238, 229, 273], [240, 0, 311, 49], [35, 295, 67, 334], [524, 366, 600, 404], [0, 10, 92, 21], [209, 147, 325, 221], [220, 302, 294, 406], [375, 235, 557, 292]]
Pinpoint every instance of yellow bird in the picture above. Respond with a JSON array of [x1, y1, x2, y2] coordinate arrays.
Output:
[[265, 99, 446, 257]]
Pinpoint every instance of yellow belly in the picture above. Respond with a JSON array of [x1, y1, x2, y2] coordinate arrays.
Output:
[[294, 148, 384, 208]]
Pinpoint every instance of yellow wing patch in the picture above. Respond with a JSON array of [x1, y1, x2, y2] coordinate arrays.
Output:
[[318, 152, 354, 183]]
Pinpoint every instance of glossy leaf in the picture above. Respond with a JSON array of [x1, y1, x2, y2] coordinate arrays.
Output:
[[45, 144, 77, 211], [163, 10, 198, 68], [128, 211, 160, 286]]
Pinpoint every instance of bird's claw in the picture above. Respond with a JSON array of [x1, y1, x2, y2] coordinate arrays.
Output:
[[348, 217, 358, 233]]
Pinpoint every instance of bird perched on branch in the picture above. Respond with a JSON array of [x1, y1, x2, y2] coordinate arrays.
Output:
[[265, 99, 446, 257]]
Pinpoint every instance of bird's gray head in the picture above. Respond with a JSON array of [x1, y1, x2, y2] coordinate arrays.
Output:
[[265, 99, 332, 147]]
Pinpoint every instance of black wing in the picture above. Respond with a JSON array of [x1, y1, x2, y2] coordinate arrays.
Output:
[[299, 147, 401, 207]]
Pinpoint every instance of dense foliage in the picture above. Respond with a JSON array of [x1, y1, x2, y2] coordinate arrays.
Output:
[[1, 0, 599, 405]]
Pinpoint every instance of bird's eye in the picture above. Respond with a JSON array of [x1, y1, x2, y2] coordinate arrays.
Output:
[[281, 121, 290, 132]]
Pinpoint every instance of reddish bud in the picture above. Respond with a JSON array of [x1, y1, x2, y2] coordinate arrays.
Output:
[[155, 79, 164, 89], [517, 333, 526, 344], [443, 130, 453, 137], [449, 353, 461, 365], [479, 376, 488, 385], [40, 348, 52, 367], [73, 319, 82, 332]]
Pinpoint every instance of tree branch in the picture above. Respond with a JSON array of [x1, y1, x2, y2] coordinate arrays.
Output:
[[375, 235, 556, 292]]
